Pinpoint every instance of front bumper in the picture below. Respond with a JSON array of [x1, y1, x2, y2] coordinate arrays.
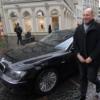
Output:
[[0, 70, 28, 88]]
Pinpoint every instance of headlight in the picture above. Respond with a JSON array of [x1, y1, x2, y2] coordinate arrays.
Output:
[[7, 70, 26, 80]]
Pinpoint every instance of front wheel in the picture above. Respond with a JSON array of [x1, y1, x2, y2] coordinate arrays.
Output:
[[35, 69, 58, 95]]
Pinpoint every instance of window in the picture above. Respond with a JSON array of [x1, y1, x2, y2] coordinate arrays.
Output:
[[51, 9, 59, 31], [10, 12, 18, 18], [37, 10, 45, 32], [10, 11, 18, 30], [23, 11, 30, 17], [37, 10, 44, 17], [23, 11, 32, 32], [51, 9, 59, 16]]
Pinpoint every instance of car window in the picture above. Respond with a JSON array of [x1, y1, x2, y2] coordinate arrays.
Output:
[[40, 30, 74, 47], [55, 37, 73, 50]]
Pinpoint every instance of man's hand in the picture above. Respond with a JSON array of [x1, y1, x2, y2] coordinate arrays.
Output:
[[85, 57, 92, 64], [77, 53, 85, 63]]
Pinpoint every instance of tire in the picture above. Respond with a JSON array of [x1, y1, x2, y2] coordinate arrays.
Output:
[[35, 69, 58, 95]]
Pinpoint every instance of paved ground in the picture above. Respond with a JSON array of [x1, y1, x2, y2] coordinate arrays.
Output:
[[0, 75, 100, 100], [0, 77, 80, 100], [6, 35, 45, 49]]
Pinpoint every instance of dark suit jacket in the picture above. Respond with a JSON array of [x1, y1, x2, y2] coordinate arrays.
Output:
[[73, 20, 100, 63], [14, 26, 22, 37]]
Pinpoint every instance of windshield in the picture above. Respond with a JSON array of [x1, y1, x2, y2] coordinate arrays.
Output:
[[40, 30, 74, 47], [55, 37, 73, 50]]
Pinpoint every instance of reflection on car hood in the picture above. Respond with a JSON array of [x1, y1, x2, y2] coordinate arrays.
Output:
[[11, 51, 64, 71], [4, 42, 57, 63]]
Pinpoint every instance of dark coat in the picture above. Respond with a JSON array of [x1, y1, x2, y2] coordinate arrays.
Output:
[[14, 26, 22, 37], [73, 20, 100, 64]]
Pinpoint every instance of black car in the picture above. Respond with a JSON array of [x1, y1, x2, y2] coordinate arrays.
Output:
[[0, 30, 78, 95]]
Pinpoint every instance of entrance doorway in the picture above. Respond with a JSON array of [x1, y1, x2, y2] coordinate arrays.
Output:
[[51, 16, 59, 31], [37, 17, 45, 32]]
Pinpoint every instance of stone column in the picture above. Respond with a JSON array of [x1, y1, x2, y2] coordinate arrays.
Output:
[[44, 3, 50, 32], [15, 5, 23, 31], [69, 12, 72, 29], [4, 9, 11, 34], [65, 9, 69, 29], [60, 4, 65, 30], [0, 0, 8, 36], [31, 7, 36, 32], [2, 8, 9, 35], [67, 11, 70, 29]]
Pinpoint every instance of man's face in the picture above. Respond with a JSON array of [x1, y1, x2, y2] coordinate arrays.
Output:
[[83, 9, 94, 24]]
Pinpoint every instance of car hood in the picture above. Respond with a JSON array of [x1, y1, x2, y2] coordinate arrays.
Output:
[[1, 50, 66, 71], [4, 42, 57, 63]]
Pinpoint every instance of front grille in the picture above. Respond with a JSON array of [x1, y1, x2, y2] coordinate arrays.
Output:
[[0, 63, 6, 72]]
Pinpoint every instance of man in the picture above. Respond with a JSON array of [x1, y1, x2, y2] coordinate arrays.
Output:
[[73, 8, 100, 100], [48, 24, 52, 33], [14, 23, 23, 45]]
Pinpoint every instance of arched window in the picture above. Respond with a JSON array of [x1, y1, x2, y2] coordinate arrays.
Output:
[[23, 11, 30, 18], [9, 11, 18, 31], [37, 10, 44, 17], [36, 10, 45, 32], [51, 9, 59, 16], [51, 9, 59, 31], [23, 11, 32, 32], [10, 12, 18, 18]]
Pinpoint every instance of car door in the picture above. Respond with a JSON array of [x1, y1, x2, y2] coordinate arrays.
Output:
[[58, 42, 77, 78]]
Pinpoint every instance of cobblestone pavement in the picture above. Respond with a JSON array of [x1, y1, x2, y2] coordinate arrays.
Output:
[[0, 78, 80, 100], [0, 75, 100, 100], [86, 74, 100, 100]]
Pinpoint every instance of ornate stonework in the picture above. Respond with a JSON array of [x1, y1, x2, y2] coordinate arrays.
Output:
[[3, 0, 54, 4]]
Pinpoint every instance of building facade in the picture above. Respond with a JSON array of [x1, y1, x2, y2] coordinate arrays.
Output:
[[0, 0, 4, 36], [74, 0, 99, 25], [74, 0, 82, 25], [82, 0, 99, 17], [0, 0, 77, 36]]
